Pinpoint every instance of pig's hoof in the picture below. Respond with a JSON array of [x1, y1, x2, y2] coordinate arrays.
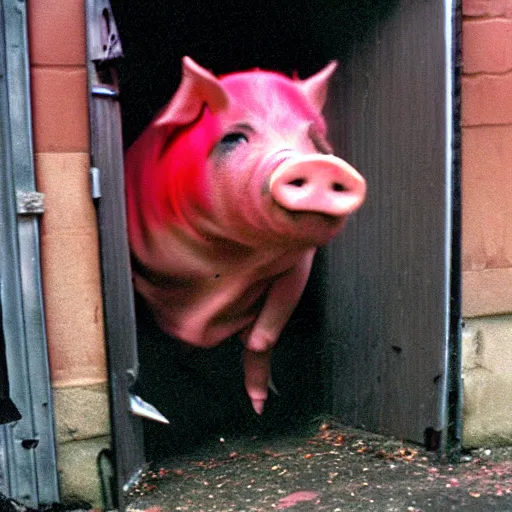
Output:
[[251, 398, 265, 415]]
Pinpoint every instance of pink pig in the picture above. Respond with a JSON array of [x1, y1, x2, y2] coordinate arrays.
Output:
[[125, 57, 366, 415]]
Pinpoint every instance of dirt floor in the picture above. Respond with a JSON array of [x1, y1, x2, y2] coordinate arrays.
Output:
[[125, 421, 512, 512]]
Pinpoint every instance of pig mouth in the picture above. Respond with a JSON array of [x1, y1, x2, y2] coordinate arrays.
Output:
[[269, 202, 347, 245], [272, 200, 343, 226]]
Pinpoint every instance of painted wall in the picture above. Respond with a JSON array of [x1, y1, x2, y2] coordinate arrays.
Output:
[[461, 0, 512, 446], [27, 1, 110, 505]]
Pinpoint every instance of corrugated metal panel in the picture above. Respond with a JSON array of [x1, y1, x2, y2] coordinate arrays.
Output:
[[324, 0, 459, 449], [0, 0, 59, 505]]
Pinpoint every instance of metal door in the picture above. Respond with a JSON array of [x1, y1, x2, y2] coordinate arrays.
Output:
[[323, 0, 461, 453], [85, 1, 145, 509]]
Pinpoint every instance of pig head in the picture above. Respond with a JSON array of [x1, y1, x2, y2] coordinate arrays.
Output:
[[125, 57, 366, 415]]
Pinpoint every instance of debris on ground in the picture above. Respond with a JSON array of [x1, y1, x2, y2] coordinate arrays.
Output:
[[126, 422, 512, 511]]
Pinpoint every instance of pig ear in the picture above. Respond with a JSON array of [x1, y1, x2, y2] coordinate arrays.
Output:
[[298, 61, 338, 113], [154, 56, 229, 127]]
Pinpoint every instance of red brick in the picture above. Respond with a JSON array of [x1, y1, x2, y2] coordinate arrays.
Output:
[[463, 19, 512, 73], [463, 0, 512, 17], [462, 125, 512, 272], [28, 1, 86, 66], [462, 73, 512, 125], [30, 67, 90, 152]]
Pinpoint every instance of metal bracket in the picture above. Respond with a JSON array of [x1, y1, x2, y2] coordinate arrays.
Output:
[[16, 191, 45, 215], [88, 0, 123, 63]]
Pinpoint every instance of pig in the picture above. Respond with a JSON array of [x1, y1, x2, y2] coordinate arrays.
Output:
[[125, 57, 366, 415]]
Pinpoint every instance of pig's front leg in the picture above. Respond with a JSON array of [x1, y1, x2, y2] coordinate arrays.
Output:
[[243, 249, 316, 414], [243, 349, 273, 415]]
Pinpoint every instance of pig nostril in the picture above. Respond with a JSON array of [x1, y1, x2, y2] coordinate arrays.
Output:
[[288, 178, 306, 187], [332, 182, 347, 192]]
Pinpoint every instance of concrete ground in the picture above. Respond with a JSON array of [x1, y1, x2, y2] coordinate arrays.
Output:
[[124, 423, 512, 512]]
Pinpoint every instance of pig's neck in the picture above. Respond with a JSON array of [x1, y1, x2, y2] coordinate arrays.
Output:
[[135, 216, 309, 279]]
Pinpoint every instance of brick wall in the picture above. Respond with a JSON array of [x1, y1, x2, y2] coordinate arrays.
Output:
[[28, 2, 107, 388], [461, 0, 512, 448], [462, 0, 512, 317], [27, 3, 110, 504]]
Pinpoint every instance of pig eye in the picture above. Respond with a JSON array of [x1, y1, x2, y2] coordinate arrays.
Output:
[[218, 132, 249, 151]]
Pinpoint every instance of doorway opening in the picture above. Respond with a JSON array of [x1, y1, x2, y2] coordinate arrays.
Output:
[[109, 0, 400, 463], [97, 3, 460, 490]]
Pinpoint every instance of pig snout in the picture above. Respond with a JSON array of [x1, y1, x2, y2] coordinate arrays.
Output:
[[269, 153, 366, 217]]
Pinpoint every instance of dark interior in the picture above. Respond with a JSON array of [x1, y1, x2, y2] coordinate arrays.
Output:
[[111, 0, 397, 147], [0, 303, 21, 425], [109, 0, 397, 462]]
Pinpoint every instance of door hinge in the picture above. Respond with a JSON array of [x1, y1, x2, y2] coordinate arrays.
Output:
[[90, 167, 102, 199], [16, 191, 45, 215]]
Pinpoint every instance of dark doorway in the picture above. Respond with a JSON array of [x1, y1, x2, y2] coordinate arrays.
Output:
[[93, 0, 460, 503], [109, 0, 406, 460], [112, 0, 398, 148]]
